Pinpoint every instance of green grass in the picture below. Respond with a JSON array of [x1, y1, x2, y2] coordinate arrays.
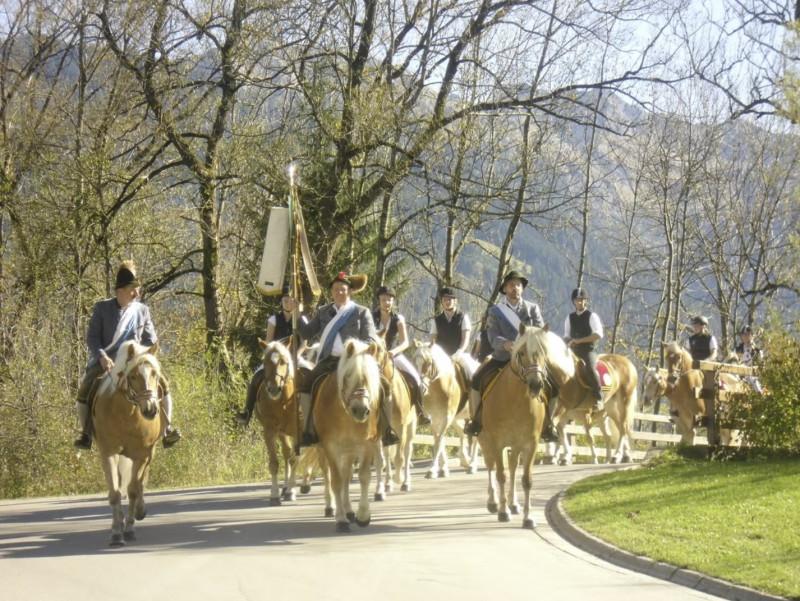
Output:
[[563, 450, 800, 600]]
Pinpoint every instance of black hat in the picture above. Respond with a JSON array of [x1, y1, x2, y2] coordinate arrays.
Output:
[[691, 315, 708, 326], [115, 261, 141, 289], [740, 325, 753, 334], [376, 285, 396, 298], [329, 271, 368, 293], [571, 287, 589, 300], [280, 285, 291, 299], [438, 286, 457, 299], [500, 270, 528, 291]]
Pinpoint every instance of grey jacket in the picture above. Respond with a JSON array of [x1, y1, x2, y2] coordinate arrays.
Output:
[[487, 299, 544, 361], [296, 302, 380, 363], [87, 298, 157, 362]]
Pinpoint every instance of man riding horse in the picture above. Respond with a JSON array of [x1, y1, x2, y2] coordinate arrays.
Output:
[[293, 271, 399, 447], [464, 270, 558, 442], [73, 261, 181, 450]]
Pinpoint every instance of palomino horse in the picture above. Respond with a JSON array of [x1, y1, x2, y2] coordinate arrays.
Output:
[[412, 342, 480, 477], [374, 345, 415, 496], [92, 341, 164, 547], [478, 324, 575, 528], [549, 352, 638, 465], [642, 342, 744, 445], [313, 339, 383, 532], [254, 339, 300, 506]]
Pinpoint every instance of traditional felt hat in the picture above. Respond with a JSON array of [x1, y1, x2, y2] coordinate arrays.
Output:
[[691, 315, 709, 326], [438, 286, 457, 299], [500, 270, 528, 292], [740, 325, 753, 334], [376, 285, 396, 298], [115, 261, 141, 289], [571, 287, 589, 300], [280, 285, 292, 299], [330, 271, 368, 293]]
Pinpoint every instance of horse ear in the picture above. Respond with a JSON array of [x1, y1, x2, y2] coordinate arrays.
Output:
[[413, 339, 420, 348], [542, 323, 550, 332], [520, 322, 527, 335], [344, 340, 357, 358], [127, 343, 137, 360], [367, 341, 381, 358], [258, 338, 267, 348], [661, 341, 667, 348], [149, 341, 159, 356]]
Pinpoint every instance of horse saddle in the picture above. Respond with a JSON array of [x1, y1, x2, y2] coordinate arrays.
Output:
[[477, 364, 504, 400], [575, 358, 613, 391]]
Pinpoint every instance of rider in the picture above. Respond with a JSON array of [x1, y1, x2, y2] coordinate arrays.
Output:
[[564, 288, 605, 413], [464, 270, 553, 440], [234, 285, 309, 427], [735, 325, 763, 393], [372, 285, 431, 425], [685, 315, 718, 362], [430, 285, 475, 376], [73, 261, 181, 450], [293, 271, 400, 447]]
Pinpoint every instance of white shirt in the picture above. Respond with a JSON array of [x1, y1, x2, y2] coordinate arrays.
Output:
[[564, 309, 604, 340], [430, 311, 472, 336]]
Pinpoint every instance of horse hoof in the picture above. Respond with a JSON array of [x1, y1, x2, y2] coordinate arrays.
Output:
[[374, 492, 385, 502], [621, 456, 632, 464], [466, 466, 477, 475], [123, 530, 136, 542], [487, 502, 498, 514], [558, 458, 571, 466], [134, 507, 147, 521], [522, 518, 536, 530], [346, 512, 356, 523], [438, 469, 448, 478], [498, 512, 511, 523], [425, 471, 435, 480], [510, 504, 520, 515], [282, 491, 296, 502], [324, 507, 334, 518], [335, 522, 351, 533], [610, 457, 620, 464], [109, 533, 125, 548], [269, 497, 282, 507], [300, 485, 311, 494], [356, 518, 371, 528], [400, 483, 410, 492]]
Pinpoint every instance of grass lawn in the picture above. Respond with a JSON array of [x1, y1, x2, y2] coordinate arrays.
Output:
[[562, 449, 800, 600]]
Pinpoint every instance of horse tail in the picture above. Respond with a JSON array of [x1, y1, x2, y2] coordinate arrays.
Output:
[[118, 456, 133, 492]]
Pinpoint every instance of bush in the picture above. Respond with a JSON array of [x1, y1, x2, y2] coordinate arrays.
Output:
[[727, 328, 800, 452]]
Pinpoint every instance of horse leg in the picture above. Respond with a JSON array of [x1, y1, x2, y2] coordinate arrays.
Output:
[[356, 448, 373, 527], [282, 436, 298, 502], [558, 422, 574, 466], [373, 442, 386, 502], [327, 454, 350, 532], [679, 412, 696, 445], [520, 447, 536, 529], [483, 446, 499, 514], [495, 448, 510, 522], [266, 435, 282, 506], [507, 448, 520, 517], [319, 452, 334, 518], [400, 424, 413, 492], [426, 427, 444, 479], [439, 416, 452, 478], [101, 454, 125, 547], [467, 433, 480, 474]]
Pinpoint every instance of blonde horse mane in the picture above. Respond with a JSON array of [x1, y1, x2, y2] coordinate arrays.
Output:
[[415, 342, 454, 381], [97, 340, 161, 398], [515, 324, 575, 383], [663, 340, 692, 371], [337, 339, 381, 405], [261, 339, 295, 379]]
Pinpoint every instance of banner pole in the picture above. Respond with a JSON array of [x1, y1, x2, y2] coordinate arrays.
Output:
[[288, 165, 303, 455]]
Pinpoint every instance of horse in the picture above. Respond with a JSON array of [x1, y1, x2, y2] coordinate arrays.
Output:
[[254, 339, 300, 506], [92, 340, 165, 547], [412, 342, 479, 478], [313, 339, 383, 532], [642, 342, 744, 445], [478, 323, 575, 528], [374, 344, 415, 496], [548, 351, 638, 465]]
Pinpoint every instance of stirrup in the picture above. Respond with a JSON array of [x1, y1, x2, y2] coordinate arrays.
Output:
[[541, 424, 559, 443], [416, 412, 432, 426], [163, 426, 182, 448], [464, 420, 481, 436], [382, 427, 400, 446], [73, 433, 92, 450]]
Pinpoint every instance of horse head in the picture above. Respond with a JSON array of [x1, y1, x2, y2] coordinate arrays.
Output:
[[114, 341, 161, 420], [513, 323, 576, 395], [412, 341, 451, 389], [337, 339, 381, 423], [662, 341, 691, 382], [259, 338, 294, 400], [641, 366, 667, 407]]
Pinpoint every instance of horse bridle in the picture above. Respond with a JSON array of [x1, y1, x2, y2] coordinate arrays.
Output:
[[114, 362, 159, 407], [512, 350, 545, 385]]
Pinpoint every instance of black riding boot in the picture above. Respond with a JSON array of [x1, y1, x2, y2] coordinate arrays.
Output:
[[235, 369, 264, 426], [380, 380, 400, 446], [464, 401, 483, 436], [408, 380, 431, 426], [541, 395, 559, 443]]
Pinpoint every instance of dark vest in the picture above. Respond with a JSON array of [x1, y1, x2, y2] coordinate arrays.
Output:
[[273, 311, 293, 341], [569, 311, 596, 352], [688, 333, 712, 361], [372, 310, 399, 349], [434, 311, 464, 356]]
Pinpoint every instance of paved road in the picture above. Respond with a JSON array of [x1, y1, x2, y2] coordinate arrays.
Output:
[[0, 460, 732, 601]]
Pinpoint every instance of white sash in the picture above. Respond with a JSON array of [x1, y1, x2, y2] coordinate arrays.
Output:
[[319, 301, 355, 357], [106, 302, 140, 354], [495, 302, 522, 332]]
